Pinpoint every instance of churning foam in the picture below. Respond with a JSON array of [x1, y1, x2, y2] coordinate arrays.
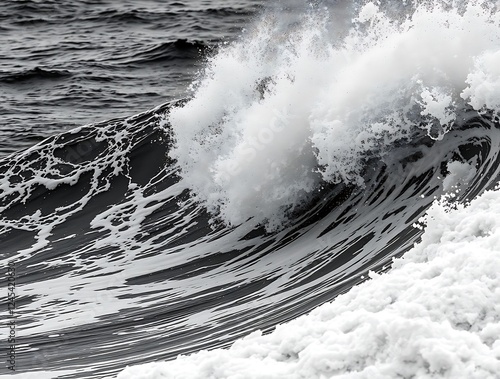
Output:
[[166, 0, 500, 228]]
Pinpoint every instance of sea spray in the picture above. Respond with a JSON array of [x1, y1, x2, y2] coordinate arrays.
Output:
[[166, 0, 500, 228]]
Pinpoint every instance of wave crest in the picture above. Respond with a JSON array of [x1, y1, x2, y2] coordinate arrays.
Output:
[[166, 0, 500, 228]]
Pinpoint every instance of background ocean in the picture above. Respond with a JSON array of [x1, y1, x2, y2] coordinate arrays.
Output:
[[1, 1, 500, 379], [0, 0, 259, 156]]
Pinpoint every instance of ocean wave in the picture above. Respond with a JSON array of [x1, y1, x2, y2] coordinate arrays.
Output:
[[167, 0, 500, 229], [1, 97, 499, 377], [3, 1, 500, 378], [122, 40, 209, 65], [0, 67, 73, 84]]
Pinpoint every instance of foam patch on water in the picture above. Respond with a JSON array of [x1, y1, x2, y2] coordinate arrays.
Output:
[[443, 160, 477, 192], [167, 0, 500, 228]]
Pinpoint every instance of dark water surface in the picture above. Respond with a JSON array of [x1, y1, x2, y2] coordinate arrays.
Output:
[[0, 0, 260, 155]]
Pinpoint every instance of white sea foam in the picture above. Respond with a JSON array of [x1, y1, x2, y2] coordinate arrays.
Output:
[[442, 160, 477, 192], [166, 0, 500, 228]]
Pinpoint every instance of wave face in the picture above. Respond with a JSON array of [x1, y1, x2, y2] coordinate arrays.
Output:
[[1, 1, 500, 379]]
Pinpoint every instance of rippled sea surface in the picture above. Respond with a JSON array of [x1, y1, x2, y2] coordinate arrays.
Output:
[[0, 0, 260, 155]]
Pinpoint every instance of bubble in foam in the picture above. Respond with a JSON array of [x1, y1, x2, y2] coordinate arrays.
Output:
[[166, 0, 500, 229]]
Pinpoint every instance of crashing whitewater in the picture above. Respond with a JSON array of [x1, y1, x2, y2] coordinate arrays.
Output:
[[166, 0, 500, 229]]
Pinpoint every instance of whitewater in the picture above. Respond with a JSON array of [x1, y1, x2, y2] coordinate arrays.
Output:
[[167, 0, 500, 228]]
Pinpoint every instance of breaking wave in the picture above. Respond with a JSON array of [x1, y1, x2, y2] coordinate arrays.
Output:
[[2, 1, 500, 378], [167, 0, 500, 228]]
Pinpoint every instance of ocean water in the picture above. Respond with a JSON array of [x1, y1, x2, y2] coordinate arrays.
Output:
[[0, 0, 258, 155], [1, 1, 500, 378]]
